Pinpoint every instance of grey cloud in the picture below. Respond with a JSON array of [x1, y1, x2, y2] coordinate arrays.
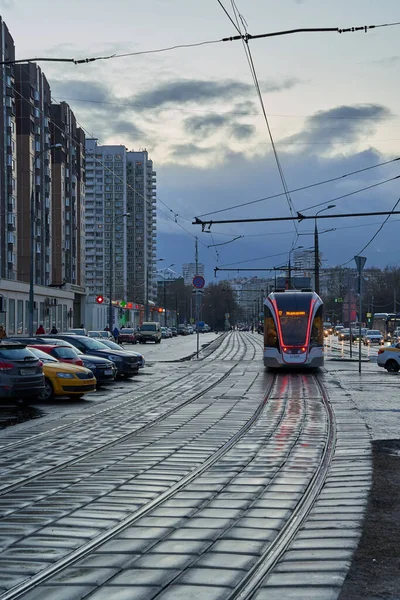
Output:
[[371, 56, 400, 67], [169, 143, 213, 159], [133, 79, 251, 110], [51, 79, 113, 104], [283, 104, 391, 149], [230, 123, 255, 140], [261, 78, 305, 93], [105, 119, 143, 139], [184, 114, 229, 138]]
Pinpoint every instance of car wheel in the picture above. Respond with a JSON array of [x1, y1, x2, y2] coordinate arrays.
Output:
[[40, 378, 54, 400], [385, 360, 400, 373]]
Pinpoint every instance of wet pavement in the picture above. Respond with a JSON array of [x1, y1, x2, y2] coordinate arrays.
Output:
[[0, 332, 398, 599]]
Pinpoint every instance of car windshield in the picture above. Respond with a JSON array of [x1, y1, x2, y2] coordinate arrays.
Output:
[[28, 347, 58, 362], [98, 340, 121, 350], [47, 339, 82, 354], [54, 347, 79, 359], [0, 347, 36, 360], [81, 338, 109, 350], [367, 330, 381, 335], [140, 325, 156, 331], [120, 329, 134, 334]]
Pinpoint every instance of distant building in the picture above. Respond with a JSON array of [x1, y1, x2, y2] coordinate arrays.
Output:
[[183, 263, 204, 286]]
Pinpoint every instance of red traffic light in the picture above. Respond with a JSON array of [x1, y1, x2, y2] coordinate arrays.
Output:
[[96, 295, 104, 304]]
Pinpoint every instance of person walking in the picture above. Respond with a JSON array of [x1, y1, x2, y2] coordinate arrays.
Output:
[[113, 326, 119, 342], [50, 325, 58, 334], [0, 325, 6, 340], [36, 324, 45, 335]]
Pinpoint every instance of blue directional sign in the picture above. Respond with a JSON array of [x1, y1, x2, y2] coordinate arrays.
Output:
[[192, 275, 205, 289]]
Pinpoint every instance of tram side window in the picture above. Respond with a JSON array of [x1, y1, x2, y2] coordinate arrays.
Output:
[[310, 306, 324, 346], [264, 306, 279, 349]]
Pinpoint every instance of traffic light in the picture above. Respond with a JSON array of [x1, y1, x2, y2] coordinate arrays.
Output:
[[96, 295, 104, 304]]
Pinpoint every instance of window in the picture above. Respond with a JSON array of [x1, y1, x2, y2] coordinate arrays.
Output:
[[8, 298, 15, 335]]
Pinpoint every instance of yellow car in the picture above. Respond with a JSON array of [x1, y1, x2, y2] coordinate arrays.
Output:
[[29, 347, 97, 400]]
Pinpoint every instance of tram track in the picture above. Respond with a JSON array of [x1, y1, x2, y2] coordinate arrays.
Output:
[[0, 371, 336, 600]]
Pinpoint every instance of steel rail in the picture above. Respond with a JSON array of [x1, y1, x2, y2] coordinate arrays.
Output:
[[0, 362, 240, 498], [0, 332, 231, 453], [1, 373, 278, 600], [226, 374, 336, 600]]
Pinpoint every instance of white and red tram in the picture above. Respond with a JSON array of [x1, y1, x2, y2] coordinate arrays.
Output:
[[263, 290, 324, 368]]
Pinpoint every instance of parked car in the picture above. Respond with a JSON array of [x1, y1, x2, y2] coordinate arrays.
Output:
[[178, 324, 189, 336], [187, 326, 194, 334], [98, 330, 114, 340], [117, 328, 137, 344], [28, 344, 85, 366], [88, 331, 103, 338], [0, 342, 44, 401], [28, 347, 97, 400], [377, 343, 400, 372], [67, 328, 88, 336], [42, 335, 139, 378], [94, 338, 145, 369], [363, 330, 384, 346], [137, 322, 162, 344], [8, 337, 116, 386], [170, 327, 178, 337], [166, 328, 173, 338], [161, 327, 169, 339]]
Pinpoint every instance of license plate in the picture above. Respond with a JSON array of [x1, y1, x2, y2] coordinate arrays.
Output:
[[20, 368, 37, 375], [104, 369, 114, 375]]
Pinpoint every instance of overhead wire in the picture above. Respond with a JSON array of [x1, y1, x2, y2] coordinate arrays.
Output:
[[197, 155, 400, 218]]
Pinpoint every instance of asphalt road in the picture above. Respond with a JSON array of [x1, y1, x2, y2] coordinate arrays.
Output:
[[0, 332, 398, 599]]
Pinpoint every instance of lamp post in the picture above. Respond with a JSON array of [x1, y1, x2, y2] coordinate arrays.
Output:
[[108, 212, 129, 332], [162, 264, 174, 326], [314, 205, 335, 295], [29, 143, 63, 336]]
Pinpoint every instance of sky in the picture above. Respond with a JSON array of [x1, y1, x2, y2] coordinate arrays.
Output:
[[2, 0, 400, 283]]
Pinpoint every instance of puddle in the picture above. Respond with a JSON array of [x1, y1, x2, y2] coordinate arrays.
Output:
[[0, 403, 44, 430]]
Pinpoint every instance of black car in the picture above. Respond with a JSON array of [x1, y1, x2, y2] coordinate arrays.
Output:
[[7, 337, 116, 386], [0, 342, 44, 401], [42, 335, 139, 378]]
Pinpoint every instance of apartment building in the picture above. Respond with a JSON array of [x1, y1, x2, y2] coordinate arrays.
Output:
[[126, 150, 157, 307], [0, 19, 17, 281], [182, 263, 204, 286], [15, 62, 52, 286], [50, 101, 85, 288], [85, 139, 128, 301]]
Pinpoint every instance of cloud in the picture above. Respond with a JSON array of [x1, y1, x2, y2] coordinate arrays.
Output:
[[282, 104, 392, 150], [261, 78, 305, 93], [51, 79, 112, 104], [184, 114, 230, 138], [230, 123, 255, 140], [169, 143, 213, 159]]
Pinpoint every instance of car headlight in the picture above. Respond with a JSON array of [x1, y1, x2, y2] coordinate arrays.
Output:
[[84, 361, 97, 369], [56, 372, 75, 378], [108, 355, 122, 362]]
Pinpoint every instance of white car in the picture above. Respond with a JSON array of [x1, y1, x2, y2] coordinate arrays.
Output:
[[363, 330, 384, 346], [377, 343, 400, 372]]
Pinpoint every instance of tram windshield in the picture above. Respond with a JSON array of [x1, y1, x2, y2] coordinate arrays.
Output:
[[275, 294, 311, 346]]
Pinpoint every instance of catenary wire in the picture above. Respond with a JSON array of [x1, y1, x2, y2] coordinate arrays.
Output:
[[197, 156, 400, 217]]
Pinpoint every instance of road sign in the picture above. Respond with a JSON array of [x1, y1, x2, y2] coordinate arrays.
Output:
[[197, 321, 205, 327], [225, 313, 230, 319], [192, 275, 205, 289], [354, 255, 367, 272], [192, 289, 204, 295], [367, 312, 372, 318]]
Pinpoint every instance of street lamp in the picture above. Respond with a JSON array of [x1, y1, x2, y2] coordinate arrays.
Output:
[[108, 212, 130, 331], [314, 205, 335, 295], [161, 264, 174, 327], [29, 143, 63, 336]]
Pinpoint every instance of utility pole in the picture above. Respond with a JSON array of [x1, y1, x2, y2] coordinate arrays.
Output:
[[314, 220, 320, 295], [355, 255, 367, 374], [195, 237, 200, 359]]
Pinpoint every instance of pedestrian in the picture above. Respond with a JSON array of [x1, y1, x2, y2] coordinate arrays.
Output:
[[36, 324, 45, 335], [104, 326, 110, 332], [50, 325, 58, 334], [113, 326, 119, 342], [0, 324, 6, 340]]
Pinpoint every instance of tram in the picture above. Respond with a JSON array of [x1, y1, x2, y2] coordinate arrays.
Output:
[[263, 290, 324, 368]]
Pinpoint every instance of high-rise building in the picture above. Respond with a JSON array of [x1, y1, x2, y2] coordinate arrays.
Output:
[[126, 150, 157, 307], [15, 62, 52, 286], [182, 263, 204, 286], [0, 20, 17, 280], [85, 140, 128, 300], [50, 102, 85, 288]]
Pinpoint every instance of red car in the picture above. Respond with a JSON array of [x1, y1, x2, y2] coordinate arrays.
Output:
[[28, 344, 84, 366], [117, 328, 137, 344]]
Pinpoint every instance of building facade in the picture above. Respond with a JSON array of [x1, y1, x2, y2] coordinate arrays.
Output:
[[50, 102, 85, 288], [15, 62, 52, 286], [0, 18, 17, 281], [126, 150, 157, 307], [182, 262, 204, 286]]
